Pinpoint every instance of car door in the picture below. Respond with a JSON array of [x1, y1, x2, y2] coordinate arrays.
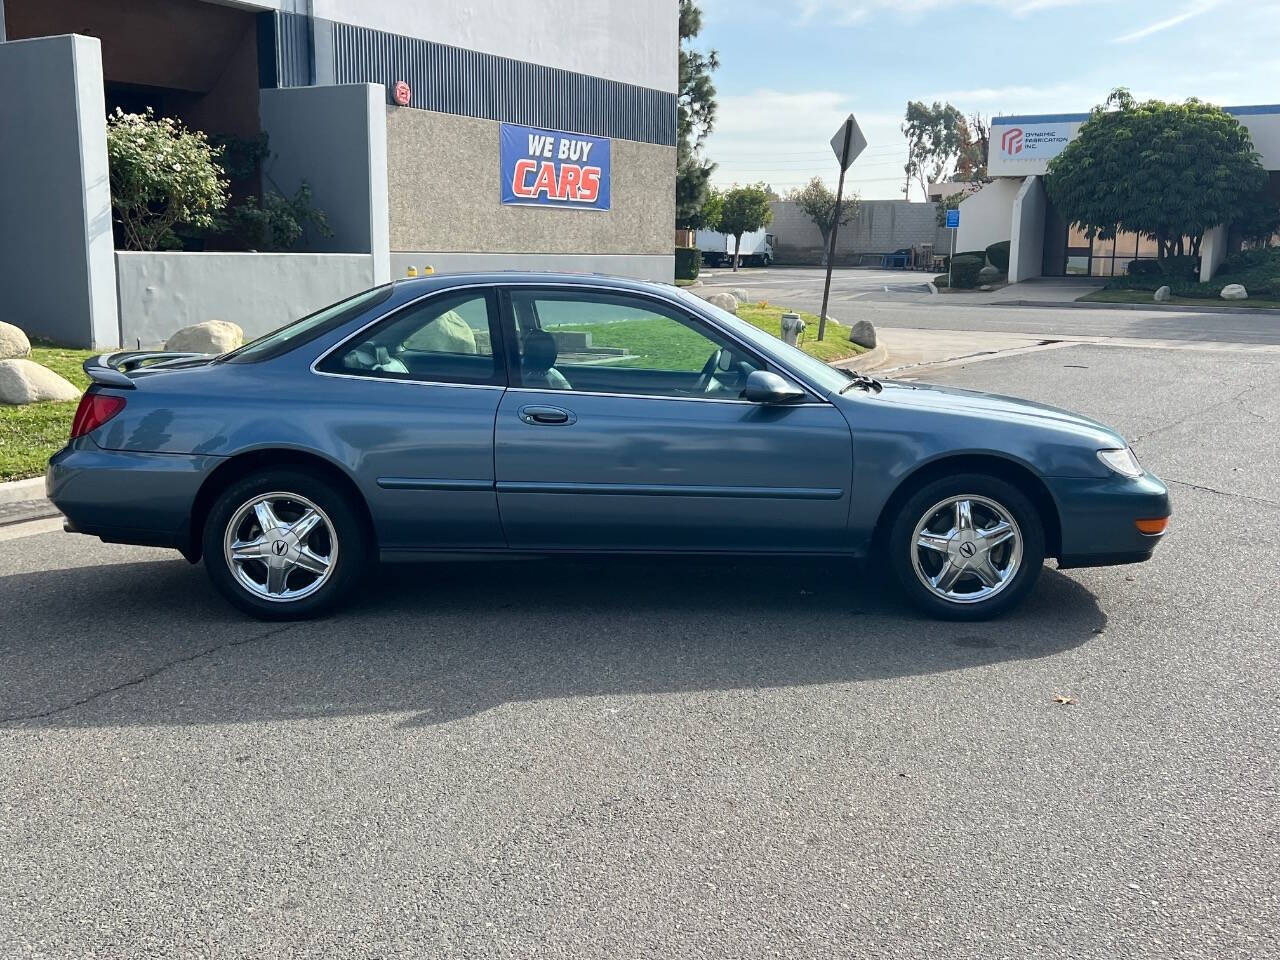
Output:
[[493, 286, 854, 553], [313, 286, 508, 552]]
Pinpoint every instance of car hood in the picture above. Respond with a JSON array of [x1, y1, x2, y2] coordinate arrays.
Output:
[[871, 379, 1126, 445]]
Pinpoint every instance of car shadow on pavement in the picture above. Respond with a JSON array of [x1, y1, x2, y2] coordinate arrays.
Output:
[[0, 555, 1105, 728]]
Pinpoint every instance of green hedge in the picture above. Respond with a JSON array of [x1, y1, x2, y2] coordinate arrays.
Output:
[[985, 241, 1010, 272], [933, 274, 949, 288], [950, 254, 984, 289], [1109, 247, 1280, 299], [675, 246, 700, 281]]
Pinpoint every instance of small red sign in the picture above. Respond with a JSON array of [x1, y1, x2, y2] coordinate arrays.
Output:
[[393, 81, 412, 106]]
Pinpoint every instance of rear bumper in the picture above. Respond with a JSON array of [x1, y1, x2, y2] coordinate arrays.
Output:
[[46, 442, 223, 554], [1047, 472, 1171, 569]]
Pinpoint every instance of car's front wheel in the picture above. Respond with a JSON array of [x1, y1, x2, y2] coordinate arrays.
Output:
[[888, 473, 1045, 620], [202, 469, 368, 620]]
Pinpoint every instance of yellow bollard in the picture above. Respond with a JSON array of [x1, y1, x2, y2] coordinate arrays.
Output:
[[406, 266, 418, 277], [422, 265, 435, 276]]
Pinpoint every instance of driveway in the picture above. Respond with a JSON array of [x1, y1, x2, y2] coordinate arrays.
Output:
[[1, 341, 1277, 958]]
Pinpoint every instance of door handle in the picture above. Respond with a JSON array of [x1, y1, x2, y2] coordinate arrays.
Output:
[[518, 404, 576, 425]]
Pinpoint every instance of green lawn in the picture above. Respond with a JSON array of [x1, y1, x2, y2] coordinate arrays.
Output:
[[1079, 289, 1280, 309], [0, 345, 95, 483]]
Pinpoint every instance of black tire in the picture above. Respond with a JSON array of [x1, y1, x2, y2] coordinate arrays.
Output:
[[202, 468, 369, 620], [888, 473, 1045, 621]]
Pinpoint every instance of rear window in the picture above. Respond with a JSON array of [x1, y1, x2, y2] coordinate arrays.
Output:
[[220, 285, 394, 364]]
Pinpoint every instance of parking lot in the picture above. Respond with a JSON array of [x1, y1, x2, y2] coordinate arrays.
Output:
[[2, 338, 1277, 958]]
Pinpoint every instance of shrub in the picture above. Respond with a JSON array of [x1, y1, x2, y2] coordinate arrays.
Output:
[[985, 240, 1011, 272], [106, 108, 228, 250], [225, 182, 332, 252], [955, 250, 988, 263], [675, 246, 701, 281], [1161, 254, 1200, 280], [933, 274, 949, 288], [1127, 259, 1163, 276], [950, 254, 984, 289]]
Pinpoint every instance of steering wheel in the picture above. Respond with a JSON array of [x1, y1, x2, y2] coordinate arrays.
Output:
[[693, 348, 725, 394]]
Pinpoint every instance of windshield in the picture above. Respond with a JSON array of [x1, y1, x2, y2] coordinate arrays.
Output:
[[220, 285, 395, 363], [672, 287, 850, 396]]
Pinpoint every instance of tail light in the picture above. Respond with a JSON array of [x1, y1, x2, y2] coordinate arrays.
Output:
[[69, 393, 127, 439]]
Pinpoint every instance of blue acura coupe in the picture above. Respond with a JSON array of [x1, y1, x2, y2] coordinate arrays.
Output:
[[48, 273, 1170, 620]]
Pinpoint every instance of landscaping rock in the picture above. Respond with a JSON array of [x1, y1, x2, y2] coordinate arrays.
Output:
[[977, 265, 1003, 285], [165, 320, 244, 354], [848, 319, 877, 349], [404, 310, 476, 353], [701, 292, 739, 314], [0, 359, 81, 404], [728, 287, 751, 303], [1153, 285, 1171, 302], [0, 322, 31, 359], [1220, 283, 1248, 300]]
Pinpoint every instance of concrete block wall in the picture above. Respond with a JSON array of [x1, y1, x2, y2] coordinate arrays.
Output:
[[769, 200, 946, 265], [0, 35, 119, 348]]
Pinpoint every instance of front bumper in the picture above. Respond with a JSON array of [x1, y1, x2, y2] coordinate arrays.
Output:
[[47, 441, 223, 554], [1047, 472, 1171, 569]]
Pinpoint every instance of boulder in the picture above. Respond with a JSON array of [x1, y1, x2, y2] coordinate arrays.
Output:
[[166, 320, 244, 354], [977, 264, 1003, 285], [403, 310, 477, 353], [848, 319, 877, 349], [1153, 285, 1171, 302], [1220, 283, 1248, 300], [0, 321, 31, 359], [701, 292, 739, 314], [728, 287, 751, 303], [0, 359, 81, 404]]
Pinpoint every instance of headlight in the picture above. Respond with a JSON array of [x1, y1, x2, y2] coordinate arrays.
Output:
[[1097, 447, 1143, 478]]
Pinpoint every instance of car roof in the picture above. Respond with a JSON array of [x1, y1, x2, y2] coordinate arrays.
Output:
[[390, 271, 678, 297]]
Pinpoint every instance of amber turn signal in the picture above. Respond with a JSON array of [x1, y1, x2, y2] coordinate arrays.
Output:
[[1134, 517, 1169, 535]]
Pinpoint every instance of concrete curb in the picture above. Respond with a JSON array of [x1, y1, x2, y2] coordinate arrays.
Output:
[[1002, 298, 1280, 317], [830, 342, 888, 372], [0, 476, 45, 505]]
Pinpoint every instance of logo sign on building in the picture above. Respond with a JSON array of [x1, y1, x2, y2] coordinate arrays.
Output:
[[500, 123, 611, 211], [996, 123, 1071, 160], [393, 81, 412, 106]]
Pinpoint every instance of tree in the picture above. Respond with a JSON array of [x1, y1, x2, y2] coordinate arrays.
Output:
[[1045, 89, 1270, 260], [675, 0, 720, 227], [901, 100, 967, 200], [956, 113, 989, 181], [106, 108, 228, 250], [718, 184, 773, 271], [787, 177, 859, 265], [684, 187, 724, 232]]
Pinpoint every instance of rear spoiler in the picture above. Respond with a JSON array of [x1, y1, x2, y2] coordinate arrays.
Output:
[[84, 351, 211, 389]]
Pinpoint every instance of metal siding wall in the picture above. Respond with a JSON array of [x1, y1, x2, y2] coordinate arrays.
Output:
[[264, 13, 675, 146]]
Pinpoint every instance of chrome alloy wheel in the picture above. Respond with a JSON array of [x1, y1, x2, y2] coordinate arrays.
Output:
[[222, 492, 339, 603], [910, 495, 1023, 605]]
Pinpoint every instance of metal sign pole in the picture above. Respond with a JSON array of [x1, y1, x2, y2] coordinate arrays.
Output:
[[948, 225, 956, 288], [818, 121, 852, 343]]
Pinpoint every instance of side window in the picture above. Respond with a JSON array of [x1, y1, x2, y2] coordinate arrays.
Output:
[[509, 290, 761, 399], [318, 291, 502, 386]]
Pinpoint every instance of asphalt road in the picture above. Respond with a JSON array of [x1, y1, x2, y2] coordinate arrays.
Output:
[[700, 266, 1280, 345], [2, 341, 1278, 958]]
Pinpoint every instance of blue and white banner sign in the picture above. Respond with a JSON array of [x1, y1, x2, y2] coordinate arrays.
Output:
[[500, 123, 611, 211]]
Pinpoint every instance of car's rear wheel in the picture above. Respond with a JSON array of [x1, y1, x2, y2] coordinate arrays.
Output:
[[888, 473, 1045, 620], [202, 469, 368, 620]]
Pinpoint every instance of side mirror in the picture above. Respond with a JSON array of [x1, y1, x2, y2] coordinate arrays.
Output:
[[744, 370, 806, 404]]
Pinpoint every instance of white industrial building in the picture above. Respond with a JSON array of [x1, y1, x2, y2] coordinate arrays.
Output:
[[957, 106, 1280, 284]]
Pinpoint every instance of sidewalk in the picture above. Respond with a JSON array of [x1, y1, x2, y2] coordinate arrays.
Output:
[[835, 327, 1058, 375]]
